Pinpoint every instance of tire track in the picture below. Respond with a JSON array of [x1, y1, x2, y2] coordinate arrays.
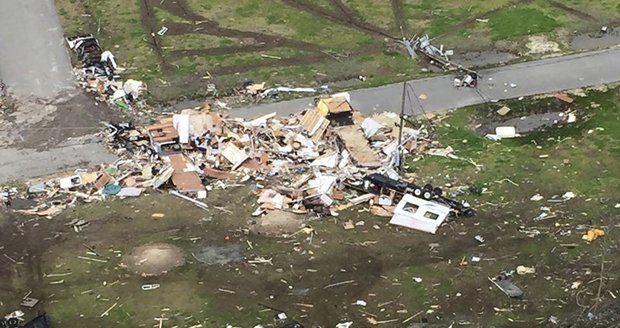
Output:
[[391, 0, 406, 32], [548, 0, 596, 21], [163, 22, 323, 53], [139, 0, 172, 71], [282, 0, 395, 39], [208, 53, 326, 75]]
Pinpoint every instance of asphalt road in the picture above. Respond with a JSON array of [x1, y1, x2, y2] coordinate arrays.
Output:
[[0, 0, 118, 183], [0, 145, 118, 183], [0, 0, 75, 99], [228, 47, 620, 118]]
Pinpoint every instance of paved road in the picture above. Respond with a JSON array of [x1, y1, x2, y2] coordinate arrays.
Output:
[[0, 145, 118, 183], [229, 47, 620, 118], [0, 0, 75, 98], [0, 0, 118, 183]]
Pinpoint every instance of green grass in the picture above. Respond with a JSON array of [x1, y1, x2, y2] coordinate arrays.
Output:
[[410, 89, 620, 215], [489, 7, 560, 39], [3, 90, 620, 326], [54, 0, 620, 102]]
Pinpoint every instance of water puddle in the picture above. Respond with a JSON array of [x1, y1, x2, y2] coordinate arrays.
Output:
[[9, 198, 38, 210], [192, 244, 243, 266], [571, 27, 620, 51], [452, 50, 516, 68], [479, 111, 571, 135]]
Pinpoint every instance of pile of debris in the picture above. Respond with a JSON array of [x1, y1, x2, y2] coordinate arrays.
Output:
[[100, 93, 474, 232], [66, 34, 147, 110], [0, 79, 15, 112], [5, 93, 474, 234], [241, 80, 329, 100]]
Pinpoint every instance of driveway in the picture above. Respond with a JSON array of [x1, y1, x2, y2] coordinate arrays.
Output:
[[0, 0, 117, 183], [0, 0, 75, 98], [228, 47, 620, 118]]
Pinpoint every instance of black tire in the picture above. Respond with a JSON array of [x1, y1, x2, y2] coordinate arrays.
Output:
[[413, 188, 422, 197], [423, 191, 432, 200], [423, 183, 433, 192], [433, 187, 443, 196], [463, 208, 476, 217]]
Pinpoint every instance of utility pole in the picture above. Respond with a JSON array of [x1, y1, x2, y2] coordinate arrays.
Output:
[[398, 81, 406, 172]]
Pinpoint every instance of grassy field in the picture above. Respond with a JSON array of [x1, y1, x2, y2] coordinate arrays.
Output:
[[55, 0, 620, 102], [2, 87, 619, 327]]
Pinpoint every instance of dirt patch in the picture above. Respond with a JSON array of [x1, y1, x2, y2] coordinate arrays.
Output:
[[390, 0, 405, 31], [571, 26, 620, 51], [121, 243, 185, 277], [0, 91, 120, 149], [249, 210, 304, 236], [452, 50, 516, 68], [192, 244, 243, 266], [526, 35, 561, 55], [547, 0, 596, 21]]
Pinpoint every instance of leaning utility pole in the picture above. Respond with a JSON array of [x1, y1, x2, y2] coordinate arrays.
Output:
[[398, 81, 406, 172]]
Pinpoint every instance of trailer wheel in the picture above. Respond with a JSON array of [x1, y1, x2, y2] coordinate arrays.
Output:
[[433, 187, 443, 196], [413, 187, 422, 197], [423, 183, 433, 192], [423, 191, 432, 200], [463, 208, 476, 217]]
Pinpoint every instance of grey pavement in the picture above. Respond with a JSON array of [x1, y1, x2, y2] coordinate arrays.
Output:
[[0, 0, 118, 183], [0, 0, 76, 99], [0, 144, 118, 183], [229, 47, 620, 119]]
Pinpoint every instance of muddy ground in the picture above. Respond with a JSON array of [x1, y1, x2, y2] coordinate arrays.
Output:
[[1, 89, 619, 327]]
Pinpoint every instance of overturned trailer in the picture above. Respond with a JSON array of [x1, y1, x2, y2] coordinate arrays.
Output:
[[361, 173, 475, 217]]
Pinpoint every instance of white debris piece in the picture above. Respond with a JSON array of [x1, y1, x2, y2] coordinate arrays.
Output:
[[354, 300, 367, 306], [562, 192, 576, 201], [495, 126, 517, 138], [530, 194, 544, 201], [516, 265, 536, 275]]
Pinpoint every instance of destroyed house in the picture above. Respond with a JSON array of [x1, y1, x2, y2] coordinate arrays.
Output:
[[146, 121, 181, 155], [317, 97, 354, 126]]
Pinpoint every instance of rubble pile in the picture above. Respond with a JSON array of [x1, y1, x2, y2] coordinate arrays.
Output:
[[102, 94, 434, 215], [4, 93, 474, 233], [66, 35, 147, 110]]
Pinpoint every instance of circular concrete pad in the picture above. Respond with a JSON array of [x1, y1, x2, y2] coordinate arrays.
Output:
[[121, 243, 185, 277], [249, 210, 303, 236]]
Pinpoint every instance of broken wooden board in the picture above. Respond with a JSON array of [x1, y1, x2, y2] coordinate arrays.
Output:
[[166, 154, 205, 192], [334, 125, 381, 167], [203, 166, 236, 180], [221, 144, 249, 170], [171, 172, 204, 193], [300, 108, 330, 143], [554, 93, 574, 104], [317, 97, 352, 115]]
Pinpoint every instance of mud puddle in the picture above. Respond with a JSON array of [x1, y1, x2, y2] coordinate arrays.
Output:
[[192, 244, 243, 266], [479, 111, 572, 135], [452, 50, 516, 68], [571, 26, 620, 50]]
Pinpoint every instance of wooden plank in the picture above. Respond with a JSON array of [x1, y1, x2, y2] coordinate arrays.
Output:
[[334, 126, 381, 167]]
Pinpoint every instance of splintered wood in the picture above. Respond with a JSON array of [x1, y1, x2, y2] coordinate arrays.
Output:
[[334, 126, 381, 167], [300, 108, 330, 143]]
